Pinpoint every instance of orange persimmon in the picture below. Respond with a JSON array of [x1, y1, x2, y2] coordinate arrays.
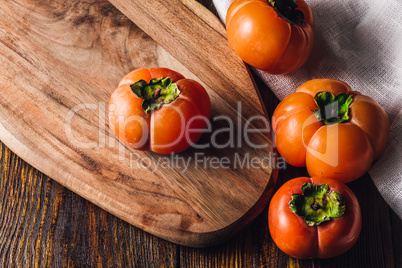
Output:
[[108, 68, 211, 154], [272, 79, 389, 182]]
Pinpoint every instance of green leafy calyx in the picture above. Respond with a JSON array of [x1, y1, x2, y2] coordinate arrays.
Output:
[[289, 182, 345, 226], [313, 91, 353, 125], [130, 77, 180, 113], [268, 0, 305, 26]]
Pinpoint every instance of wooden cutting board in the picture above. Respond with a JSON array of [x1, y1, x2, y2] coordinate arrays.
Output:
[[0, 0, 277, 247]]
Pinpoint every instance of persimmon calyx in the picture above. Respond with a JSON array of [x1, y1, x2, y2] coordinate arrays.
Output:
[[130, 77, 181, 113], [313, 91, 353, 125], [289, 183, 345, 226], [268, 0, 305, 26]]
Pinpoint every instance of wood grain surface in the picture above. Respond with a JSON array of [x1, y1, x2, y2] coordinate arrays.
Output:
[[0, 0, 276, 247], [0, 0, 401, 267], [107, 0, 268, 120]]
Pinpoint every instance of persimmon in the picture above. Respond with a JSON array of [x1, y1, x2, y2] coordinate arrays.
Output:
[[268, 177, 362, 258], [226, 0, 314, 74], [272, 79, 389, 182], [108, 68, 211, 154]]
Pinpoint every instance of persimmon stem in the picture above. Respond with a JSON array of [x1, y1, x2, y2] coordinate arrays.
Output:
[[153, 87, 161, 99], [313, 91, 353, 125], [130, 77, 180, 113], [289, 183, 345, 226], [268, 0, 305, 26]]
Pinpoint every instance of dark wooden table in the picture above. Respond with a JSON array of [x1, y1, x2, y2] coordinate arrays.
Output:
[[1, 0, 401, 267]]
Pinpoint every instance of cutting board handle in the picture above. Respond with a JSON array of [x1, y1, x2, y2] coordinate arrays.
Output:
[[107, 0, 268, 120]]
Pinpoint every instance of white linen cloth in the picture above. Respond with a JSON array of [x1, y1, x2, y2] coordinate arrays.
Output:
[[213, 0, 402, 219]]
